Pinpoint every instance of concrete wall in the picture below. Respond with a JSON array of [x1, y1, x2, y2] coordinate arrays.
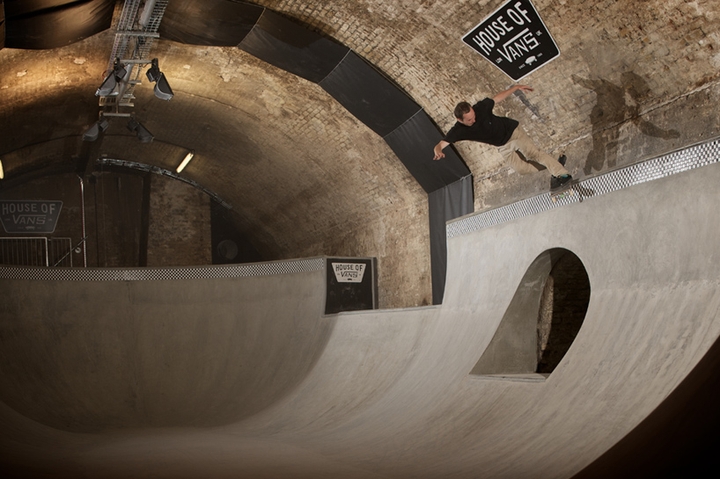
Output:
[[0, 266, 329, 432]]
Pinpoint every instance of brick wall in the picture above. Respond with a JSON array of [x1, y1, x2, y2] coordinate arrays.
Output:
[[147, 173, 212, 267], [2, 0, 718, 309], [258, 0, 720, 209]]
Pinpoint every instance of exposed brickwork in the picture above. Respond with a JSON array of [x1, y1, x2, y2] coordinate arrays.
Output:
[[2, 0, 719, 309], [259, 0, 720, 212], [146, 173, 212, 267], [147, 43, 431, 308]]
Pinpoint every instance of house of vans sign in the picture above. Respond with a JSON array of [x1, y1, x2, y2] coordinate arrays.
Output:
[[462, 0, 560, 81], [0, 200, 63, 233]]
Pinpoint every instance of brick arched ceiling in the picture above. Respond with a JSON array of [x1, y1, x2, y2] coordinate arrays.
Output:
[[1, 0, 718, 307]]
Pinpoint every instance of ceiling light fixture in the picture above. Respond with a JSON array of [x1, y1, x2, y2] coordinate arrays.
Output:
[[146, 58, 174, 101], [176, 150, 195, 173], [127, 118, 154, 143], [96, 58, 127, 97], [82, 117, 110, 142]]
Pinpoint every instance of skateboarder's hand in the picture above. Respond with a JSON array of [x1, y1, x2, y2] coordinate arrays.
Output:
[[433, 140, 450, 160]]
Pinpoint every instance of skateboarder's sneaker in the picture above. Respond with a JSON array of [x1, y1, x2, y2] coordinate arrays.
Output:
[[551, 174, 572, 190], [558, 154, 567, 166]]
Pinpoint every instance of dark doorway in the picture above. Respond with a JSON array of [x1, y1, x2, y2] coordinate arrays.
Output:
[[537, 251, 591, 374]]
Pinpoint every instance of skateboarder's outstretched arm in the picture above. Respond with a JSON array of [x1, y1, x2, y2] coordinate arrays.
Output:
[[492, 84, 533, 103], [433, 140, 450, 160]]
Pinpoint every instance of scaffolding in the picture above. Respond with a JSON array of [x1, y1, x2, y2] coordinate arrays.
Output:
[[98, 0, 169, 111]]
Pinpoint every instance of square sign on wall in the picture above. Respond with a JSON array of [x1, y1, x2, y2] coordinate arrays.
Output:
[[462, 0, 560, 81], [325, 257, 377, 314]]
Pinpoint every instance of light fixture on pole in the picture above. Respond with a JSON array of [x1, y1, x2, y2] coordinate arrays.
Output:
[[176, 150, 195, 173], [96, 58, 127, 97], [82, 117, 110, 142], [146, 58, 174, 101], [127, 118, 154, 143]]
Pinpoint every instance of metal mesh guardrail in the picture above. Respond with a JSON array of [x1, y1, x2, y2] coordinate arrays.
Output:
[[447, 138, 720, 239], [0, 257, 325, 281]]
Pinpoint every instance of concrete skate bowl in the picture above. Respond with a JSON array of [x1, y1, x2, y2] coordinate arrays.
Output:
[[0, 260, 337, 432], [1, 142, 720, 477]]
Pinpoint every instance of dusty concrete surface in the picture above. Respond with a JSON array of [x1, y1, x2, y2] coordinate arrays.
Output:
[[1, 161, 719, 478]]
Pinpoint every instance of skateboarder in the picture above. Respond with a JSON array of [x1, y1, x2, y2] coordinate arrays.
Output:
[[433, 85, 572, 189]]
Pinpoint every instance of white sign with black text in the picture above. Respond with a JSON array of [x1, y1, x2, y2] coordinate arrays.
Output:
[[331, 262, 367, 283]]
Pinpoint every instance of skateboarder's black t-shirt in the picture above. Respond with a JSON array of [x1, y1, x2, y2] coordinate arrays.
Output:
[[444, 98, 519, 147]]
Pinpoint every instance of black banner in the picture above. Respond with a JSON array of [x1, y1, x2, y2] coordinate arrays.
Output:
[[462, 0, 560, 81]]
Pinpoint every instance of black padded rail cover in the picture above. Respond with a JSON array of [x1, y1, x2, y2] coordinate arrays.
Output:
[[238, 9, 349, 84], [3, 0, 113, 49], [384, 110, 471, 194], [319, 51, 422, 138], [428, 176, 474, 304], [161, 0, 263, 46]]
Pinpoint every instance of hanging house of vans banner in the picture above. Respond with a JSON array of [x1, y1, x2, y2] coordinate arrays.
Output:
[[462, 0, 560, 81]]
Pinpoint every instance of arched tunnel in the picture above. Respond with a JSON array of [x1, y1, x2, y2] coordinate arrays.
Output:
[[1, 1, 720, 478]]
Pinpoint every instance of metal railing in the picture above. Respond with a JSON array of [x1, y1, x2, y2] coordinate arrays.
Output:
[[0, 237, 73, 267]]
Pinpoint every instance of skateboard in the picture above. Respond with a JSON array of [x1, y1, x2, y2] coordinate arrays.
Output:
[[550, 178, 579, 202]]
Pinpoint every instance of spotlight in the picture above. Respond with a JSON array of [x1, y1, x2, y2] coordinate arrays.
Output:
[[126, 118, 154, 143], [82, 118, 109, 142], [146, 58, 174, 100], [146, 58, 162, 82], [96, 58, 127, 97], [154, 73, 174, 100], [176, 150, 195, 173]]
